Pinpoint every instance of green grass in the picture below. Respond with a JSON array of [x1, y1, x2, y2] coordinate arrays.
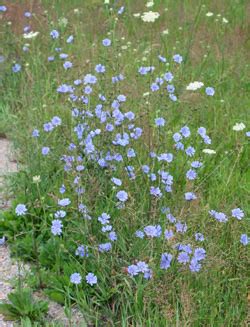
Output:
[[0, 1, 249, 326]]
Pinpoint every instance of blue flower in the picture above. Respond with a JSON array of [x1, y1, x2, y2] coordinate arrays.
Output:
[[194, 248, 206, 261], [118, 6, 125, 15], [231, 208, 244, 220], [160, 252, 173, 270], [195, 233, 204, 242], [58, 198, 71, 206], [51, 116, 62, 126], [186, 169, 197, 180], [240, 234, 249, 246], [185, 146, 195, 157], [205, 87, 215, 96], [42, 147, 50, 155], [50, 30, 59, 39], [98, 242, 112, 252], [144, 225, 162, 237], [84, 74, 97, 84], [164, 72, 173, 82], [102, 38, 111, 46], [191, 161, 203, 168], [54, 210, 66, 218], [75, 245, 89, 257], [51, 219, 63, 236], [209, 210, 228, 223], [185, 192, 197, 201], [32, 129, 39, 137], [48, 56, 55, 62], [180, 126, 190, 138], [116, 190, 128, 202], [177, 251, 190, 264], [63, 61, 73, 69], [86, 273, 97, 286], [189, 258, 201, 272], [12, 64, 21, 73], [111, 177, 122, 186], [173, 54, 183, 63], [0, 5, 7, 12], [127, 264, 139, 276], [137, 261, 149, 273], [24, 11, 32, 17], [151, 83, 159, 92], [135, 230, 144, 239], [98, 213, 110, 225], [70, 273, 82, 284], [15, 204, 27, 216], [150, 187, 162, 198], [155, 117, 165, 127], [164, 229, 174, 240], [66, 35, 74, 43], [109, 231, 117, 241], [0, 236, 5, 245], [95, 64, 105, 73]]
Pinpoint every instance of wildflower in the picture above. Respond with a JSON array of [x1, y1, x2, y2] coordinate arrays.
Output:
[[58, 198, 71, 206], [175, 222, 187, 233], [135, 230, 144, 239], [150, 187, 162, 198], [12, 64, 21, 73], [86, 273, 97, 286], [164, 229, 174, 240], [222, 17, 229, 23], [50, 30, 59, 39], [160, 252, 173, 269], [59, 53, 68, 59], [240, 234, 249, 246], [231, 208, 244, 220], [151, 83, 159, 92], [42, 147, 50, 155], [205, 87, 215, 96], [232, 122, 246, 131], [84, 74, 97, 84], [186, 169, 197, 180], [118, 6, 125, 15], [0, 236, 5, 245], [185, 192, 197, 201], [57, 84, 73, 93], [194, 248, 206, 261], [202, 148, 216, 154], [23, 31, 39, 39], [127, 264, 139, 276], [141, 11, 160, 23], [206, 12, 214, 17], [111, 177, 122, 186], [63, 61, 73, 69], [51, 116, 62, 126], [109, 231, 117, 241], [67, 35, 74, 43], [198, 127, 207, 137], [98, 242, 112, 252], [70, 273, 82, 285], [191, 161, 203, 168], [246, 131, 250, 137], [0, 5, 7, 12], [144, 225, 162, 237], [177, 251, 190, 264], [137, 261, 149, 273], [146, 1, 154, 7], [32, 129, 39, 137], [185, 146, 195, 157], [155, 117, 165, 127], [180, 126, 190, 138], [209, 210, 228, 223], [195, 233, 204, 242], [102, 38, 111, 46], [48, 56, 55, 62], [189, 258, 201, 272], [32, 175, 41, 183], [173, 54, 183, 64], [186, 81, 204, 91], [116, 190, 128, 202], [95, 64, 105, 73], [144, 269, 153, 279], [164, 72, 173, 82], [51, 219, 63, 236], [15, 204, 27, 216], [54, 210, 66, 218]]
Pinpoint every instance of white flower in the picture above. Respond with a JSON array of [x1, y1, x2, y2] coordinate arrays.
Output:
[[104, 0, 110, 3], [141, 11, 160, 23], [232, 122, 246, 131], [203, 149, 216, 154], [33, 175, 41, 183], [186, 81, 204, 91], [222, 17, 229, 23], [146, 1, 154, 7], [58, 17, 68, 27], [206, 12, 214, 17], [133, 13, 141, 18], [162, 29, 169, 35], [23, 31, 39, 39]]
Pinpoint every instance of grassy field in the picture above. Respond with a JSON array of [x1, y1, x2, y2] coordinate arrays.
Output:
[[0, 1, 249, 326]]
